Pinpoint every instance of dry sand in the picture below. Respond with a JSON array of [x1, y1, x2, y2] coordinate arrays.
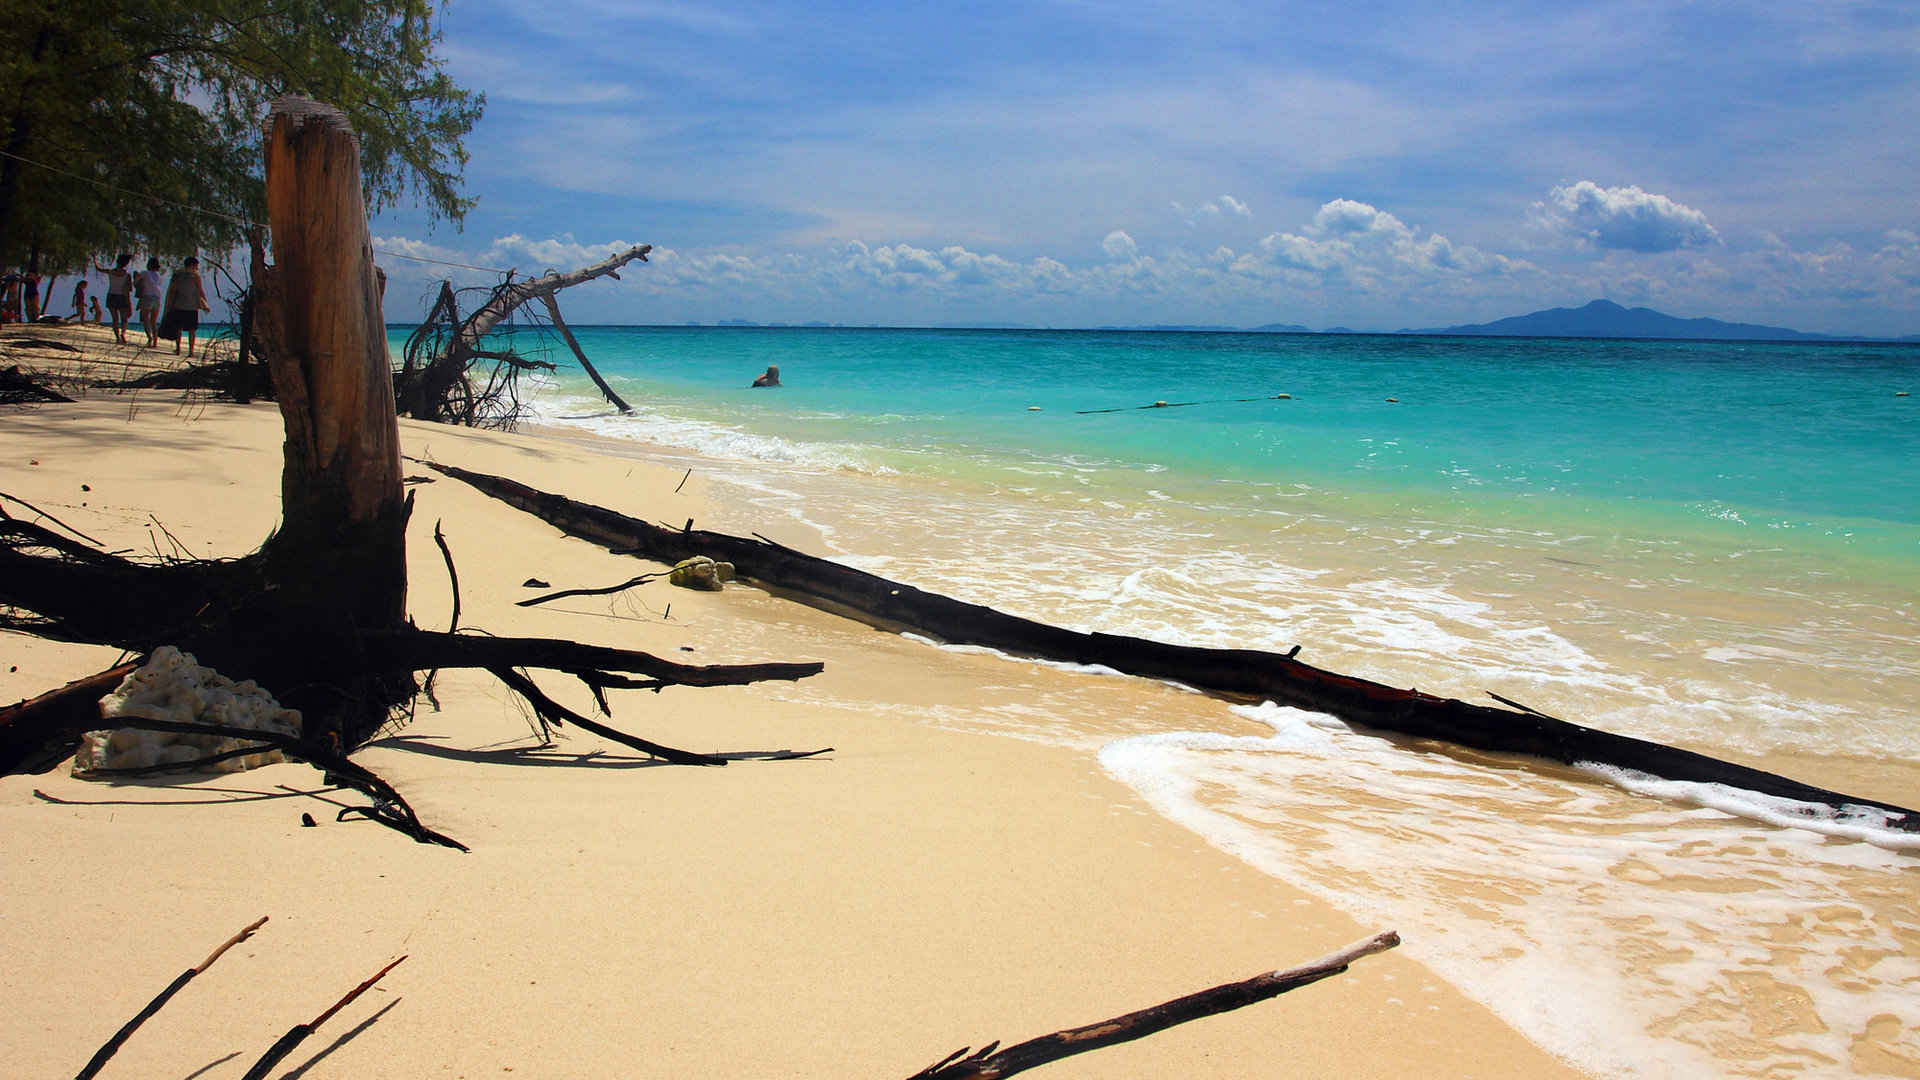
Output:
[[1, 327, 1588, 1078]]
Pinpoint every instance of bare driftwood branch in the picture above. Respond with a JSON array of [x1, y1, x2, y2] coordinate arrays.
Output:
[[400, 245, 651, 424], [423, 460, 1920, 832], [74, 916, 270, 1080], [909, 932, 1401, 1079], [0, 488, 104, 546], [516, 572, 668, 608], [540, 293, 631, 412]]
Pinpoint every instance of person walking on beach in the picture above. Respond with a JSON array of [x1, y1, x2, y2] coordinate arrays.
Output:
[[134, 257, 163, 347], [158, 257, 210, 358], [68, 277, 88, 322], [96, 252, 134, 344], [23, 269, 40, 320]]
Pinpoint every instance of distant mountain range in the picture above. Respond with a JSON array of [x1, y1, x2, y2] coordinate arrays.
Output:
[[691, 301, 1915, 341], [1398, 299, 1915, 343]]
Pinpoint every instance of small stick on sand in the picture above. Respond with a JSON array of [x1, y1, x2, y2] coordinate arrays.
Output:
[[909, 931, 1401, 1078], [74, 915, 270, 1080], [239, 954, 407, 1080]]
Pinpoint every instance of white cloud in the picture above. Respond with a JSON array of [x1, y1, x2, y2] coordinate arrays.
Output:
[[485, 233, 645, 272], [370, 205, 1917, 337], [1173, 195, 1253, 226], [1307, 199, 1412, 241], [1533, 182, 1721, 253]]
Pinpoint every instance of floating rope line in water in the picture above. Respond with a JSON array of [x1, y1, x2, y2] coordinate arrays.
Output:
[[1073, 393, 1293, 415]]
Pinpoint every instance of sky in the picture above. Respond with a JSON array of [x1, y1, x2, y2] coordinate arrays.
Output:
[[364, 0, 1920, 336]]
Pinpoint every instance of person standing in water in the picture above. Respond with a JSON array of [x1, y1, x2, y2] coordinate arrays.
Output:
[[751, 364, 780, 387]]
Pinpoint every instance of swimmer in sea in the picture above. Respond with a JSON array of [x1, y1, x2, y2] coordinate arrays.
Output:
[[751, 364, 780, 388]]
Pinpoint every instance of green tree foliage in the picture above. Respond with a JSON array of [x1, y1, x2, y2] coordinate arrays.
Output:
[[0, 0, 483, 274]]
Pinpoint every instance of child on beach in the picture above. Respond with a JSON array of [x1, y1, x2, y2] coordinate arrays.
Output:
[[96, 252, 134, 344], [69, 278, 88, 322], [134, 257, 163, 347], [89, 296, 102, 323], [158, 257, 210, 358]]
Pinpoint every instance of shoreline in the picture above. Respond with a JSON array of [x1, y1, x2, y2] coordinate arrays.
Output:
[[0, 357, 1587, 1076]]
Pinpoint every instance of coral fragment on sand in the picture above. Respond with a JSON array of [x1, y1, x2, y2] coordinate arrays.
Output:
[[72, 646, 303, 777]]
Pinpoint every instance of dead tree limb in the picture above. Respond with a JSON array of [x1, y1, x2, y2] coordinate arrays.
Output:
[[364, 629, 823, 687], [423, 461, 1920, 831], [0, 661, 140, 775], [400, 245, 650, 424], [539, 293, 631, 412], [516, 572, 668, 608], [909, 932, 1401, 1079], [74, 916, 269, 1080]]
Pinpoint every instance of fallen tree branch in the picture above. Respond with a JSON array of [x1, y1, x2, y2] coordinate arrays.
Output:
[[540, 293, 630, 413], [424, 461, 1920, 831], [367, 628, 823, 687], [0, 488, 104, 546], [909, 931, 1401, 1079], [74, 916, 270, 1080], [516, 571, 668, 608], [0, 660, 140, 775], [0, 364, 74, 402], [489, 665, 723, 765]]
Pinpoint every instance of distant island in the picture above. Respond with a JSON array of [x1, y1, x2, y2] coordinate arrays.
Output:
[[673, 301, 1915, 341], [1395, 299, 1912, 342]]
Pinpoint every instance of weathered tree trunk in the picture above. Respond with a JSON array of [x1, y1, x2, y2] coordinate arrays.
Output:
[[249, 95, 413, 745]]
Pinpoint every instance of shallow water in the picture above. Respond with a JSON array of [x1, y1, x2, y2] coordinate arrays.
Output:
[[401, 325, 1920, 1077]]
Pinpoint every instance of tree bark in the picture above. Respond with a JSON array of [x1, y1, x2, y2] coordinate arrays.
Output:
[[251, 95, 412, 744]]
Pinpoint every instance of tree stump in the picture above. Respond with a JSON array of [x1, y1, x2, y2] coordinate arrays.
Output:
[[248, 96, 414, 746]]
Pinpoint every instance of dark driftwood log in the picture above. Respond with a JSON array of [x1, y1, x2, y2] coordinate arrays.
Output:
[[909, 932, 1400, 1079], [0, 661, 138, 775], [423, 461, 1920, 831]]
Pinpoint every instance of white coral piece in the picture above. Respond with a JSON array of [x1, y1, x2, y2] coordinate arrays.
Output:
[[71, 646, 303, 777]]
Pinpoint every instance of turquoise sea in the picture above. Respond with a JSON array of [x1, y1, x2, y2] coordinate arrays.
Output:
[[398, 325, 1920, 1077]]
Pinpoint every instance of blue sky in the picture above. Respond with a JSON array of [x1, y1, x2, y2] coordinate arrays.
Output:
[[365, 0, 1920, 335]]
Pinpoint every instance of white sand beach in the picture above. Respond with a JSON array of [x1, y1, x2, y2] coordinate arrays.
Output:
[[0, 326, 1587, 1078]]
